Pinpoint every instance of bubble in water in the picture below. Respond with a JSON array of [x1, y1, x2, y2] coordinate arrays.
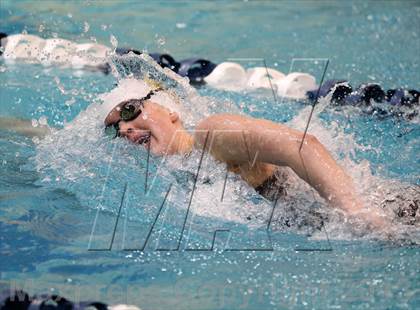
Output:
[[176, 22, 187, 29], [84, 21, 90, 33], [38, 24, 45, 33], [110, 34, 118, 48], [65, 98, 76, 106], [38, 116, 48, 126], [54, 77, 67, 94], [155, 34, 166, 46]]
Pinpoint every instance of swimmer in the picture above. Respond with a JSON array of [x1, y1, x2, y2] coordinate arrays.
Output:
[[104, 86, 391, 228], [1, 86, 414, 230]]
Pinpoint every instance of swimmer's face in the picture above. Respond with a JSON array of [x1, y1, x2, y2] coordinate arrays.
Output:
[[115, 101, 183, 155]]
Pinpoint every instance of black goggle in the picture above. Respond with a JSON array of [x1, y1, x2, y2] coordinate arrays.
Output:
[[105, 87, 162, 138]]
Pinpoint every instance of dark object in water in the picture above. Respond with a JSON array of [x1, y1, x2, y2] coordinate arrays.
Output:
[[0, 32, 8, 55], [115, 48, 216, 84], [381, 186, 420, 226], [177, 58, 217, 84], [308, 80, 419, 106], [306, 79, 419, 120], [116, 48, 181, 74], [306, 79, 349, 101], [0, 289, 108, 310]]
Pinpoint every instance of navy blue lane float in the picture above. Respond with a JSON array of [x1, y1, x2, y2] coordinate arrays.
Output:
[[115, 47, 216, 84], [306, 80, 419, 107]]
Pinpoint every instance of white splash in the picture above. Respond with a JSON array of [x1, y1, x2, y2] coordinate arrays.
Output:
[[33, 54, 419, 244]]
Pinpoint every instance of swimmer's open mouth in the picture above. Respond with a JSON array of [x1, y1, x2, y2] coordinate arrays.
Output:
[[136, 133, 151, 145]]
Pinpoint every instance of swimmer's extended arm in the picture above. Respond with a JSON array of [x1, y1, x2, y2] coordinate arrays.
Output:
[[195, 114, 363, 213], [0, 116, 51, 138]]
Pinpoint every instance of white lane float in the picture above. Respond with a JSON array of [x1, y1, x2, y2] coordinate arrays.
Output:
[[2, 34, 46, 62], [274, 72, 317, 99], [203, 61, 248, 91], [40, 38, 77, 65], [246, 67, 285, 89], [71, 43, 111, 69], [205, 61, 317, 98], [1, 34, 110, 70]]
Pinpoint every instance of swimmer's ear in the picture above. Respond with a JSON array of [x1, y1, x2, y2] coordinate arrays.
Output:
[[169, 111, 179, 123]]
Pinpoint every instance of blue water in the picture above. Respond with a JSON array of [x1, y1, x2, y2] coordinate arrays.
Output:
[[1, 1, 419, 309]]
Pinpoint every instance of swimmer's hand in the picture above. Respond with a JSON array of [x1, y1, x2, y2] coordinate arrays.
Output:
[[347, 207, 393, 232]]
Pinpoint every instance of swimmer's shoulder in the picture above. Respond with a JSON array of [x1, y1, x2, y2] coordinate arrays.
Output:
[[193, 114, 285, 187], [194, 114, 287, 141], [195, 113, 297, 133], [194, 113, 300, 157], [194, 114, 264, 156], [195, 113, 249, 131]]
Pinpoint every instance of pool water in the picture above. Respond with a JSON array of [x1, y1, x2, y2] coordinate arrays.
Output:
[[0, 1, 419, 309]]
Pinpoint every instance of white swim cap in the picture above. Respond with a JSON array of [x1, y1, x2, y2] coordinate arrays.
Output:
[[99, 78, 185, 120]]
